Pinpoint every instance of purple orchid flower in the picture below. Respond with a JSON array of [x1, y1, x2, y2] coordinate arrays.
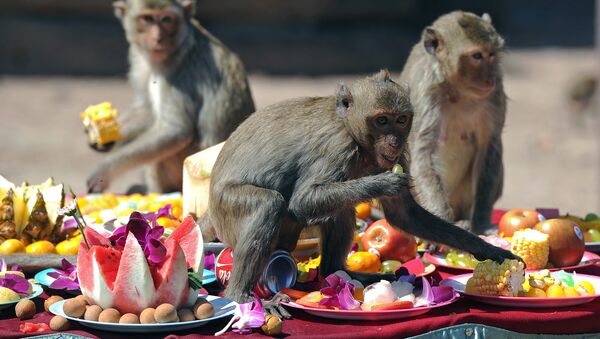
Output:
[[204, 252, 215, 271], [319, 273, 360, 310], [48, 259, 80, 291], [215, 295, 265, 336], [109, 212, 167, 264], [0, 259, 21, 273], [144, 204, 173, 227], [0, 274, 31, 295]]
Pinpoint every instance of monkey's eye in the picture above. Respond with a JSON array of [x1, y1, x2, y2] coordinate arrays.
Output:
[[376, 116, 388, 125], [396, 115, 408, 125], [160, 15, 174, 25], [140, 15, 155, 25], [472, 52, 483, 60]]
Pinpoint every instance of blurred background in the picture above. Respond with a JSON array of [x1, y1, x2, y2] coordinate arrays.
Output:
[[0, 0, 598, 215]]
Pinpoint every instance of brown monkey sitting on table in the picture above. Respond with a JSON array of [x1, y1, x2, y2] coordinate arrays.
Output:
[[202, 70, 518, 304], [400, 11, 506, 234], [87, 0, 255, 193]]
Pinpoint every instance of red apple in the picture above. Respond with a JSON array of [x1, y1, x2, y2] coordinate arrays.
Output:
[[498, 208, 544, 237], [361, 219, 417, 262], [534, 219, 585, 267]]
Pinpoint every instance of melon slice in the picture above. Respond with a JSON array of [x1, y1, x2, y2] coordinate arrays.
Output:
[[77, 242, 121, 309], [169, 215, 204, 274], [112, 232, 156, 314], [151, 236, 190, 307]]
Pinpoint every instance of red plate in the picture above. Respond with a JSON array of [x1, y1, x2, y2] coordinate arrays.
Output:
[[440, 273, 600, 308], [424, 251, 600, 272], [282, 292, 459, 321]]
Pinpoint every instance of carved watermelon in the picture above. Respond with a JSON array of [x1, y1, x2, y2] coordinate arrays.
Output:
[[77, 224, 191, 314], [169, 215, 204, 273]]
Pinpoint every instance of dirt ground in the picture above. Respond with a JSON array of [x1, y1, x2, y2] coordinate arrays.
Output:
[[0, 49, 598, 216]]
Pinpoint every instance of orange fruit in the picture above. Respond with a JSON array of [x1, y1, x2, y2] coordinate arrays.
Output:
[[25, 240, 56, 255], [56, 237, 81, 255], [0, 239, 26, 254], [355, 202, 371, 220], [346, 251, 381, 273], [545, 284, 565, 298], [525, 287, 547, 298], [171, 205, 183, 219], [157, 217, 180, 229]]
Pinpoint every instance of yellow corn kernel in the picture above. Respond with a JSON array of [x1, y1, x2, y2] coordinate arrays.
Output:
[[466, 259, 525, 297], [510, 229, 549, 270]]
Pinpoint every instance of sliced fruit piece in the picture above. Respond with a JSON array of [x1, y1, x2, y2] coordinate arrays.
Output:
[[295, 299, 330, 309], [77, 244, 119, 309], [150, 236, 190, 308], [112, 232, 155, 314], [280, 288, 309, 300], [169, 215, 204, 273], [370, 300, 414, 311]]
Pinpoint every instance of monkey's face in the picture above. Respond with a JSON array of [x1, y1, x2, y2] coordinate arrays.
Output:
[[134, 9, 182, 63], [367, 110, 413, 169], [455, 47, 500, 98]]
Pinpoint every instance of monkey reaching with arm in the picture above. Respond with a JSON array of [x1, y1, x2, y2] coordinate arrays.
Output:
[[203, 70, 518, 303], [87, 0, 255, 193], [399, 11, 506, 235]]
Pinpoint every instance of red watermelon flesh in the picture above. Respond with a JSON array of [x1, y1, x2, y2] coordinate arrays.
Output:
[[112, 232, 156, 314], [150, 236, 190, 307], [83, 226, 110, 247], [77, 242, 121, 309], [169, 215, 204, 273]]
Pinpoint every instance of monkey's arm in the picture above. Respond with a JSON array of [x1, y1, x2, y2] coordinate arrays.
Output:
[[379, 189, 517, 263], [471, 135, 504, 234], [410, 112, 455, 221], [87, 118, 194, 193], [117, 97, 153, 144], [289, 169, 408, 222]]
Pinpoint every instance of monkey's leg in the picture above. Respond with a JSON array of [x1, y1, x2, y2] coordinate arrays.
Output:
[[222, 185, 286, 303], [318, 211, 355, 277], [380, 190, 519, 263], [146, 144, 196, 193], [471, 136, 503, 234]]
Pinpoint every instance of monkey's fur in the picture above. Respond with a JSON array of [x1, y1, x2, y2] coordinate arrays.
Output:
[[87, 0, 254, 193], [203, 71, 517, 303], [400, 11, 506, 234]]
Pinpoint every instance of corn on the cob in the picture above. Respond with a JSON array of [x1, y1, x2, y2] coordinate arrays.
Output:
[[510, 229, 549, 270], [80, 102, 122, 146], [465, 259, 525, 297]]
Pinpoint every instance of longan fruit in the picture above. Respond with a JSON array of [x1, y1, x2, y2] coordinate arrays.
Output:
[[50, 315, 71, 331], [140, 307, 156, 324], [84, 304, 103, 321], [119, 313, 140, 324], [177, 308, 195, 322], [44, 295, 64, 313], [193, 299, 214, 320], [98, 308, 121, 323], [154, 303, 178, 323], [74, 294, 89, 305], [63, 298, 86, 318], [15, 299, 36, 320]]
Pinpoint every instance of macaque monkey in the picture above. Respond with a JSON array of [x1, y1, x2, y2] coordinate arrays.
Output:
[[399, 11, 506, 234], [87, 0, 255, 193], [202, 71, 517, 303]]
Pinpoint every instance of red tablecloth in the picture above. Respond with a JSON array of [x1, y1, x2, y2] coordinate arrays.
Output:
[[2, 264, 600, 339]]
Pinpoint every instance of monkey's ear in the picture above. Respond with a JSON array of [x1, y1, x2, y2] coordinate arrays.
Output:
[[180, 0, 196, 18], [423, 27, 443, 55], [374, 69, 391, 82], [113, 1, 127, 19], [482, 13, 492, 24], [336, 82, 353, 118]]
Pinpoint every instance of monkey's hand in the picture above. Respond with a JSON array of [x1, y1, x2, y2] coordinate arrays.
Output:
[[346, 270, 396, 286], [261, 291, 292, 320], [474, 243, 523, 265], [87, 168, 111, 193], [376, 171, 410, 197], [88, 141, 115, 153]]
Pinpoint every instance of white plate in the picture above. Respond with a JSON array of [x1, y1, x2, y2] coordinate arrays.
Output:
[[49, 295, 237, 333], [440, 273, 600, 308], [282, 293, 459, 321], [0, 283, 43, 310]]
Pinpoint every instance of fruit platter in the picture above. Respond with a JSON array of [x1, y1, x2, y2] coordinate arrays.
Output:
[[425, 208, 600, 272], [0, 259, 44, 311], [280, 271, 458, 321], [440, 259, 600, 308]]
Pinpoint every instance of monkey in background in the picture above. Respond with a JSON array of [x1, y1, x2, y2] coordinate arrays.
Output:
[[203, 71, 517, 303], [400, 11, 506, 235], [87, 0, 255, 193]]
